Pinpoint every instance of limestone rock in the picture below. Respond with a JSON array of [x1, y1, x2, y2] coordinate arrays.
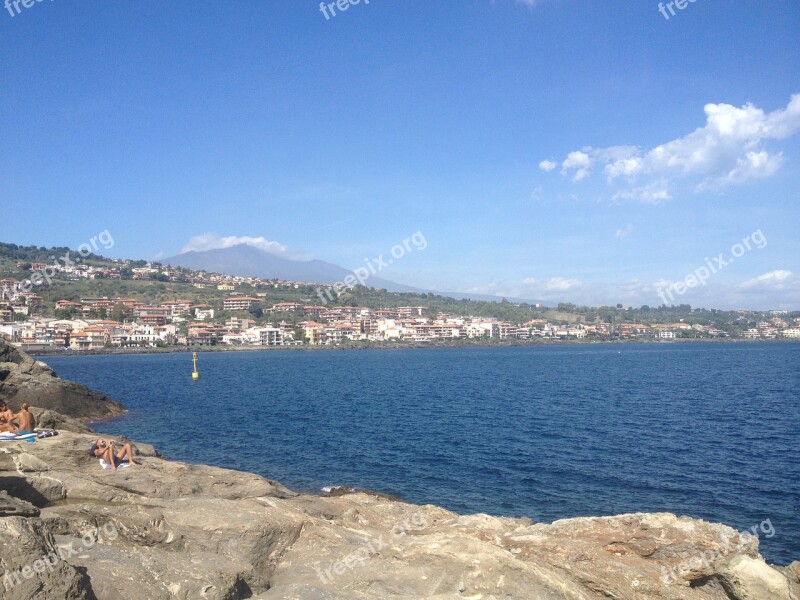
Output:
[[720, 555, 792, 599], [0, 490, 39, 518], [0, 515, 91, 599], [0, 339, 126, 421], [31, 408, 95, 434], [0, 431, 795, 600]]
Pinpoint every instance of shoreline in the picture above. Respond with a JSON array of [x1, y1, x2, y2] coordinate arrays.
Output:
[[4, 431, 797, 598], [88, 410, 796, 568], [24, 336, 795, 357], [80, 410, 800, 571]]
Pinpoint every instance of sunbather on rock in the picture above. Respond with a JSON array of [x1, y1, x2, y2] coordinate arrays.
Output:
[[90, 438, 138, 470], [0, 401, 18, 434], [14, 403, 36, 433]]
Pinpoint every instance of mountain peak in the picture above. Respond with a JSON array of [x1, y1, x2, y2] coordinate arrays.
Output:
[[163, 245, 420, 292]]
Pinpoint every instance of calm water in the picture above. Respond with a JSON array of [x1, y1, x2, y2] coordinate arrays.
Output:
[[39, 343, 799, 565]]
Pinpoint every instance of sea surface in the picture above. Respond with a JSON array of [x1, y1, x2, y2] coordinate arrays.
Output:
[[39, 342, 800, 565]]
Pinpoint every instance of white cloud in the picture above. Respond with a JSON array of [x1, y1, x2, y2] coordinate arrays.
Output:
[[706, 150, 784, 189], [459, 271, 800, 310], [604, 156, 643, 181], [543, 93, 800, 201], [741, 270, 794, 289], [180, 233, 309, 259], [545, 277, 582, 292], [615, 224, 635, 239], [561, 150, 592, 182], [538, 159, 557, 172], [612, 182, 671, 204], [463, 277, 650, 307]]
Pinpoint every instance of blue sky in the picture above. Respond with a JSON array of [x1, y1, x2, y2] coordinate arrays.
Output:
[[2, 0, 799, 309]]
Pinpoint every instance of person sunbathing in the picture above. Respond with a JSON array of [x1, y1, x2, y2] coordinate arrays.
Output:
[[11, 403, 36, 443], [90, 438, 138, 470], [14, 403, 36, 434], [0, 402, 18, 434]]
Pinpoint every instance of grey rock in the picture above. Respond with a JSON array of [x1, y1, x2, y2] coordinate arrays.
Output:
[[0, 490, 39, 517], [0, 432, 795, 600], [31, 408, 95, 433], [0, 339, 126, 421], [0, 515, 91, 600]]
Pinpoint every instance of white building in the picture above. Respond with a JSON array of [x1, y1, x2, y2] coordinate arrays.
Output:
[[257, 327, 283, 346]]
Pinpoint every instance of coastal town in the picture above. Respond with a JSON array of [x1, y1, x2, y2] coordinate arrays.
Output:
[[1, 255, 799, 351]]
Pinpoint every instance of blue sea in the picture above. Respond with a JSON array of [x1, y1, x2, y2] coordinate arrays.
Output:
[[39, 343, 799, 565]]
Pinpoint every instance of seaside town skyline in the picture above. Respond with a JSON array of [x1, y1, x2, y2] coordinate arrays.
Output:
[[2, 249, 798, 351]]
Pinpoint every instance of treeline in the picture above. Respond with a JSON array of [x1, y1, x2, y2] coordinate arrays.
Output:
[[0, 242, 106, 265]]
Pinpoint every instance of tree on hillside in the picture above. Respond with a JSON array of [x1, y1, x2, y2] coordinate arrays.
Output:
[[112, 303, 131, 322], [55, 308, 75, 319]]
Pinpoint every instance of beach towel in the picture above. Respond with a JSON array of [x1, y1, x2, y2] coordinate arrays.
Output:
[[0, 432, 38, 441], [99, 458, 130, 470], [17, 429, 37, 443], [0, 430, 58, 442]]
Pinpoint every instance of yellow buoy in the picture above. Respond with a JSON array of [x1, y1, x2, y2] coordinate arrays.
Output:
[[192, 351, 200, 380]]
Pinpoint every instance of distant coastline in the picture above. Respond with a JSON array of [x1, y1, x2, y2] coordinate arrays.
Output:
[[26, 336, 794, 357]]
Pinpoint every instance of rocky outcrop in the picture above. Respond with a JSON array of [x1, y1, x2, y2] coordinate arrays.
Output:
[[0, 339, 125, 421], [0, 430, 797, 600]]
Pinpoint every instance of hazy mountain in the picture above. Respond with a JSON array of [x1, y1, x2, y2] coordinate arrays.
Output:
[[163, 244, 424, 293], [163, 244, 537, 304]]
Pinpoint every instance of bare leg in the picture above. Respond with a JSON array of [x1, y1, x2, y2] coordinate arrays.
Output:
[[115, 443, 138, 466], [100, 446, 117, 471]]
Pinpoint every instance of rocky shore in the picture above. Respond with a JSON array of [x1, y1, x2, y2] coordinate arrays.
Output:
[[0, 341, 125, 421], [1, 340, 798, 599]]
